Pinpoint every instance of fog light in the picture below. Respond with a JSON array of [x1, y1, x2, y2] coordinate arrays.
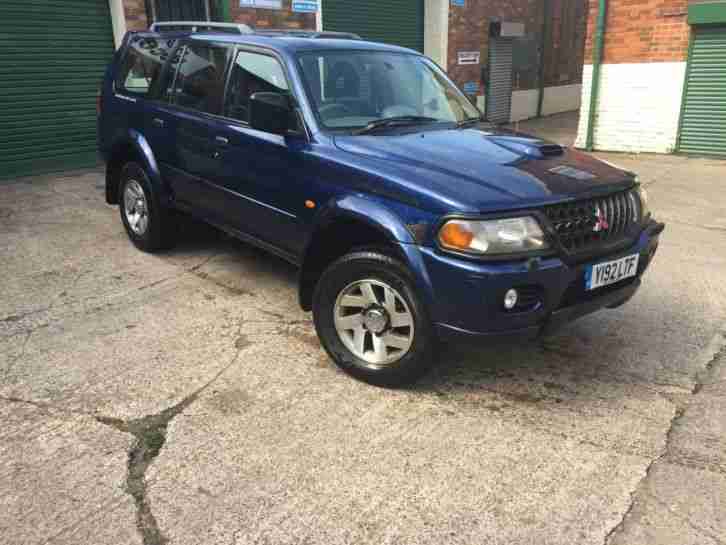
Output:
[[504, 289, 518, 310]]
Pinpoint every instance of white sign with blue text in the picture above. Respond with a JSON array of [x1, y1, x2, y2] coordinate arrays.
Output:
[[240, 0, 282, 9]]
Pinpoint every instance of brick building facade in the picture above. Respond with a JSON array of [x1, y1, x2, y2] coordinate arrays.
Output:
[[229, 2, 315, 30], [122, 0, 150, 31], [576, 0, 726, 155], [446, 0, 588, 120]]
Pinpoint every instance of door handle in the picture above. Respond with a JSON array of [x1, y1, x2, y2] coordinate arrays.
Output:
[[214, 136, 229, 146], [152, 118, 165, 128]]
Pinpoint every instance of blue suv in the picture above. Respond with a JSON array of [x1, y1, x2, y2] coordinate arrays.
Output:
[[98, 26, 664, 387]]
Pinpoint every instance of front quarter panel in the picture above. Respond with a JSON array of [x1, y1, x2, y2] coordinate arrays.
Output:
[[312, 194, 418, 245], [298, 193, 439, 311]]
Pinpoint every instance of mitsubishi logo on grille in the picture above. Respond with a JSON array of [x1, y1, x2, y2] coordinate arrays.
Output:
[[593, 206, 609, 232]]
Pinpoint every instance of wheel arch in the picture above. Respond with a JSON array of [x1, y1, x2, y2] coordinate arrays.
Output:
[[298, 196, 433, 312], [105, 130, 170, 206]]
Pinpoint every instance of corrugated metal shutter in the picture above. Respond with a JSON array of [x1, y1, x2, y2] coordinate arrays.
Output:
[[678, 26, 726, 156], [0, 0, 115, 179], [154, 0, 208, 22], [486, 38, 514, 124], [321, 0, 424, 52]]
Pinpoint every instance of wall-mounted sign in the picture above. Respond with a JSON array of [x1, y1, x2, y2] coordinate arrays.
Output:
[[292, 0, 318, 12], [493, 21, 526, 38], [240, 0, 282, 9], [457, 51, 480, 65], [451, 0, 466, 6], [462, 81, 479, 94]]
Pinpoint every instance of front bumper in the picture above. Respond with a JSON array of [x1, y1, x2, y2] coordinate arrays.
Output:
[[420, 221, 664, 344]]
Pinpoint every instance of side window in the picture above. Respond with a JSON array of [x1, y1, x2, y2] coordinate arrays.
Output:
[[117, 37, 176, 98], [225, 51, 289, 123], [172, 43, 232, 115]]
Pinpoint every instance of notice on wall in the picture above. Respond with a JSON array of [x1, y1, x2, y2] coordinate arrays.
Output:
[[462, 81, 479, 94], [292, 0, 318, 12], [451, 0, 466, 6], [457, 51, 480, 65], [240, 0, 282, 9]]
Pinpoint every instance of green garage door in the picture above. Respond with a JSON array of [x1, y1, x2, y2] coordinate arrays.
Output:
[[0, 0, 115, 179], [678, 26, 726, 156], [321, 0, 424, 52]]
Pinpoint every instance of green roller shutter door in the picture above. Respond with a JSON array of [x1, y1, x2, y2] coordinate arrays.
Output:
[[678, 26, 726, 156], [321, 0, 424, 52], [0, 0, 115, 179]]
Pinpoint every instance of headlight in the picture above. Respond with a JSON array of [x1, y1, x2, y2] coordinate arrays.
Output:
[[438, 216, 549, 255], [636, 185, 650, 221]]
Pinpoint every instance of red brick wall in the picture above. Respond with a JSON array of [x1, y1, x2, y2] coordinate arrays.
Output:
[[121, 0, 315, 32], [124, 0, 149, 31], [583, 0, 692, 64], [447, 0, 587, 91], [544, 0, 589, 86], [448, 0, 540, 90], [231, 0, 316, 29]]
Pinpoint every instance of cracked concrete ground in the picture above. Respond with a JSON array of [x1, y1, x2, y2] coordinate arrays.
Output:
[[2, 112, 725, 545]]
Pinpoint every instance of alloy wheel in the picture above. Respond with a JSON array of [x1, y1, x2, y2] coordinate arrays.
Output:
[[333, 279, 415, 368]]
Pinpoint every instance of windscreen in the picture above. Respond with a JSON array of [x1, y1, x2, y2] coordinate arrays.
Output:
[[297, 51, 480, 130]]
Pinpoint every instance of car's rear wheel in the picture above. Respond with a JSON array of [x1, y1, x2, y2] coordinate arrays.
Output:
[[118, 162, 175, 252], [312, 249, 436, 387]]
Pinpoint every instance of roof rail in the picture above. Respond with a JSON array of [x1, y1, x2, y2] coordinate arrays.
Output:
[[254, 29, 362, 40], [149, 21, 253, 34]]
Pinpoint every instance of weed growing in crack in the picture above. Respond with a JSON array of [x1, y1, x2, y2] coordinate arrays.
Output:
[[96, 394, 201, 545], [94, 344, 247, 545]]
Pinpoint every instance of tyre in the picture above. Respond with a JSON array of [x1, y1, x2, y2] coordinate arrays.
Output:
[[118, 162, 176, 252], [312, 249, 436, 387]]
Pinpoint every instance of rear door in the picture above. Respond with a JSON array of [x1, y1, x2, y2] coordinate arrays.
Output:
[[110, 34, 180, 184], [164, 40, 234, 216]]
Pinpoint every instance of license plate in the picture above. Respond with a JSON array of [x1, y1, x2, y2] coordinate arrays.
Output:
[[585, 254, 639, 291]]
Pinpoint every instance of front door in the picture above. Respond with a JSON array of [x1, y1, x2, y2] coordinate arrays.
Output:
[[209, 48, 310, 257]]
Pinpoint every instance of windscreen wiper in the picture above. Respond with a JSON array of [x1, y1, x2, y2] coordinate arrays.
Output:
[[456, 116, 486, 129], [354, 116, 439, 135]]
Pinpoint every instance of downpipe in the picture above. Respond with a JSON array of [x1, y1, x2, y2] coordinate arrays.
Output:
[[586, 0, 608, 151]]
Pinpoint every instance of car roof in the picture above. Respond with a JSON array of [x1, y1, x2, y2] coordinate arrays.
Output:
[[178, 32, 420, 55]]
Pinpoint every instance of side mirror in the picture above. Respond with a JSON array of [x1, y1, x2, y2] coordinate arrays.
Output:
[[249, 92, 292, 135]]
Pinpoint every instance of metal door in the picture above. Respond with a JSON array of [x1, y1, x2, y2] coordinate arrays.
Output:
[[678, 26, 726, 156], [486, 38, 514, 124], [0, 0, 114, 179], [321, 0, 424, 52]]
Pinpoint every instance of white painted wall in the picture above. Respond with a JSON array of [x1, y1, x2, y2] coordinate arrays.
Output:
[[510, 89, 539, 122], [108, 0, 127, 49], [424, 0, 449, 69], [475, 86, 582, 123], [576, 62, 687, 153], [542, 84, 581, 116], [316, 3, 323, 31]]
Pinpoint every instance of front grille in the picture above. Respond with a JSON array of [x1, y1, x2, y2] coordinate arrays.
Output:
[[544, 190, 641, 255]]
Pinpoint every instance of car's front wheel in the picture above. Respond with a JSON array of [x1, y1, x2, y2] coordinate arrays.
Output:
[[312, 249, 436, 387], [118, 162, 175, 252]]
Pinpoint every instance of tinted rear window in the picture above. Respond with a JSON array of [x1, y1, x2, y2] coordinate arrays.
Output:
[[117, 36, 176, 98]]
